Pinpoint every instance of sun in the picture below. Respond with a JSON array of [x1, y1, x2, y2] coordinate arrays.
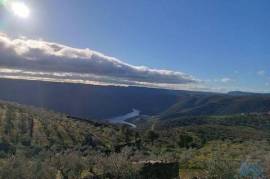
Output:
[[11, 1, 30, 19]]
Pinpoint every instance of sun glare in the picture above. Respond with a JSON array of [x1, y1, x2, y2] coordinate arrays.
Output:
[[11, 1, 30, 19]]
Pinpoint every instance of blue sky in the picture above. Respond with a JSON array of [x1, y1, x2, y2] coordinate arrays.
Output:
[[0, 0, 270, 92]]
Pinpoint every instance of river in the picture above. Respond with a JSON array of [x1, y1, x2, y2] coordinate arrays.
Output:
[[109, 109, 140, 128]]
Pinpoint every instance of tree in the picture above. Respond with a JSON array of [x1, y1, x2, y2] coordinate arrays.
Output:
[[51, 152, 86, 179], [120, 126, 132, 143], [146, 130, 159, 145], [135, 132, 142, 150], [94, 148, 140, 178], [4, 115, 14, 136], [177, 134, 193, 148]]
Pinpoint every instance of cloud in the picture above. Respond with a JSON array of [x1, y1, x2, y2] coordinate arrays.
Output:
[[0, 33, 199, 89], [257, 70, 265, 76], [220, 77, 231, 83]]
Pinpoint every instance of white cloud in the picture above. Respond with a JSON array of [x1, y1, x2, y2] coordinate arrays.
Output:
[[220, 77, 231, 83], [0, 33, 199, 89], [257, 70, 265, 76]]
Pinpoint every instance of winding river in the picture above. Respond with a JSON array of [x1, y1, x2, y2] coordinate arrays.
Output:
[[109, 109, 140, 128]]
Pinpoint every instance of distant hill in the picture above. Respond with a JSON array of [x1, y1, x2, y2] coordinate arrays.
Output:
[[227, 91, 270, 96], [0, 78, 269, 121], [0, 78, 180, 119], [160, 94, 270, 119]]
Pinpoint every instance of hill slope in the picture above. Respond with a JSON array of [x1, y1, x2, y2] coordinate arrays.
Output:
[[1, 101, 270, 178], [0, 101, 127, 154], [160, 94, 270, 119], [0, 78, 179, 119], [1, 78, 270, 121]]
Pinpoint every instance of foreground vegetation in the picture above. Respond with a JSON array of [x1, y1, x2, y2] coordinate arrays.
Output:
[[0, 101, 270, 178]]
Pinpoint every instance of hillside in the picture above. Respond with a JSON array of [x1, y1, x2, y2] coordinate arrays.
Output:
[[1, 101, 270, 178], [1, 79, 270, 122], [0, 101, 128, 153], [160, 94, 270, 119], [0, 101, 146, 178], [227, 91, 270, 96], [0, 78, 180, 119]]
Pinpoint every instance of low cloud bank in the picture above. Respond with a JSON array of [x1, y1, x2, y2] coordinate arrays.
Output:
[[0, 33, 199, 89]]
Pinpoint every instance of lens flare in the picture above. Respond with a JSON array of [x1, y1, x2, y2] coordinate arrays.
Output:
[[11, 1, 30, 18], [0, 0, 8, 6]]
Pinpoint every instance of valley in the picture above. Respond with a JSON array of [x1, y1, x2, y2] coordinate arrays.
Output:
[[0, 78, 270, 121], [108, 109, 140, 128], [0, 79, 270, 178], [0, 1, 269, 177]]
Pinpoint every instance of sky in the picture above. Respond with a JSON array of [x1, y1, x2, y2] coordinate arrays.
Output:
[[0, 0, 269, 92]]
